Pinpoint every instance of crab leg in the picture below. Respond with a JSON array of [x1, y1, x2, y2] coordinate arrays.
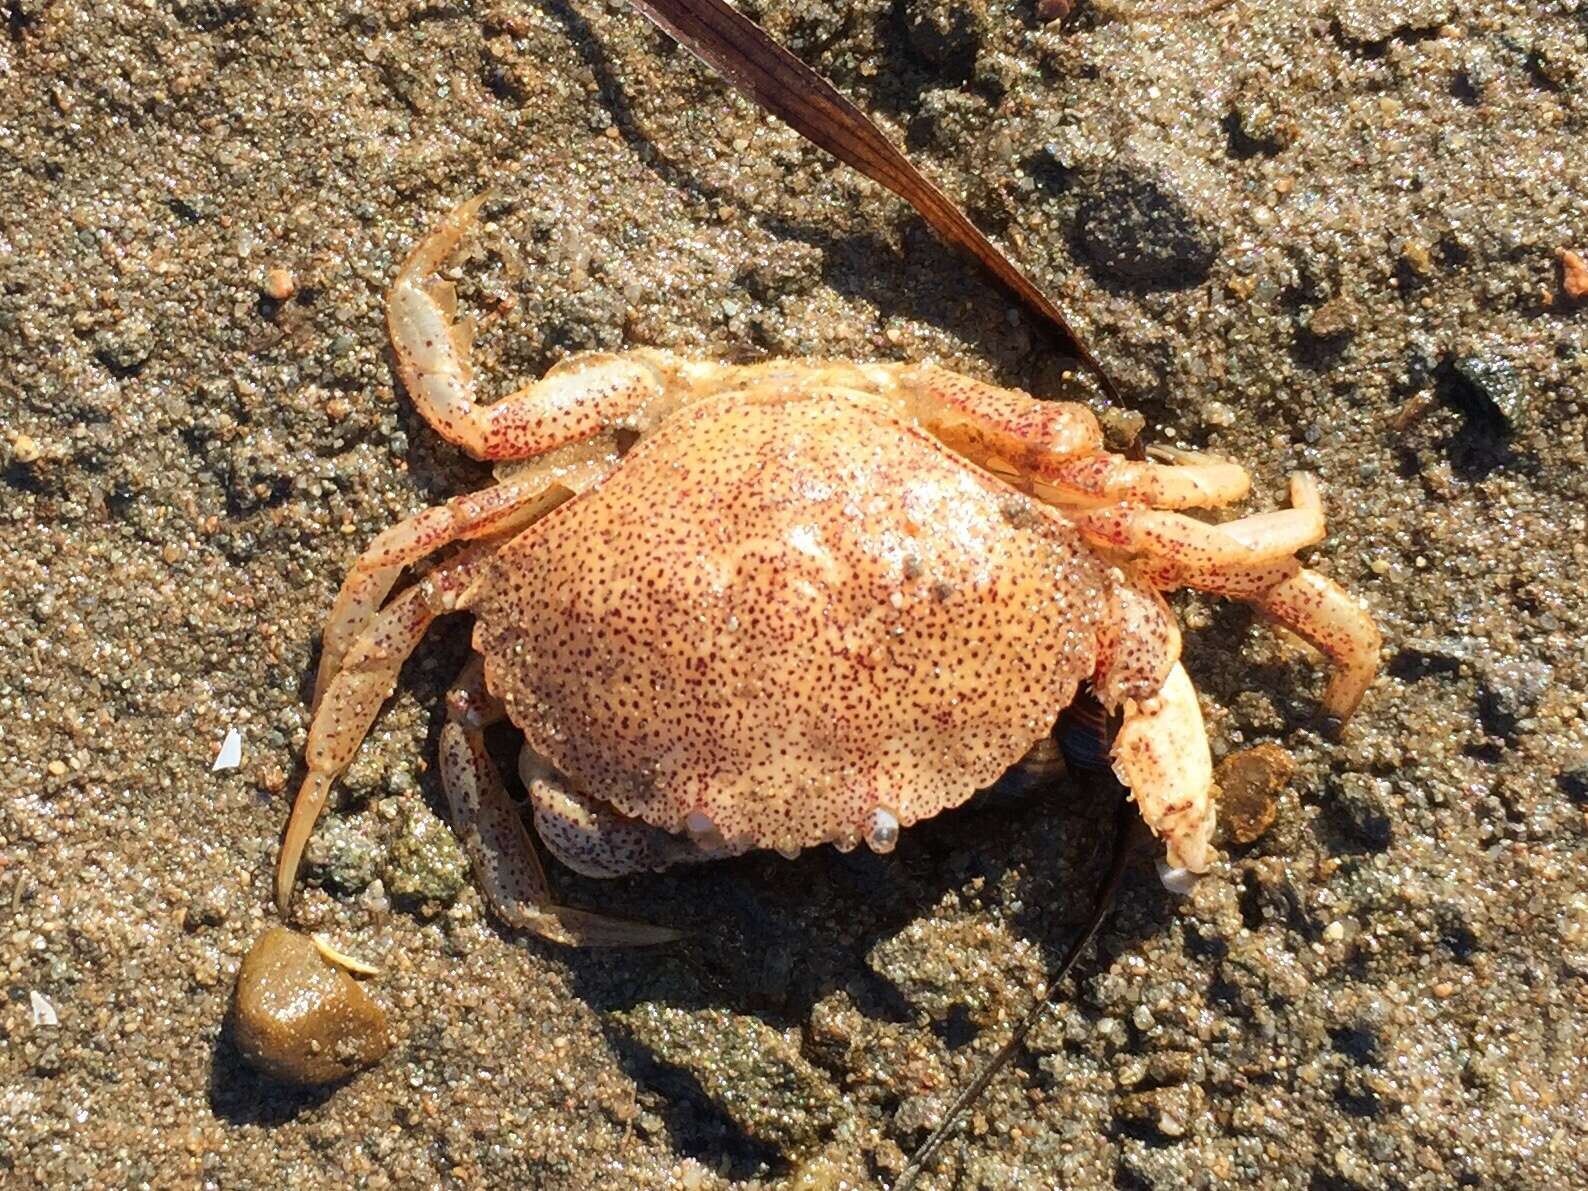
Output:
[[386, 197, 670, 460], [1128, 556, 1379, 722], [313, 477, 578, 707], [1109, 661, 1215, 872], [520, 746, 724, 881], [1029, 446, 1250, 510], [876, 366, 1248, 509], [275, 549, 491, 913], [1091, 476, 1380, 722], [1073, 473, 1326, 569], [438, 664, 681, 946]]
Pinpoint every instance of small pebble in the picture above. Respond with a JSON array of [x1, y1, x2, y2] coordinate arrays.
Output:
[[263, 267, 296, 301], [229, 927, 391, 1085], [11, 432, 42, 464], [1560, 249, 1588, 302], [1216, 742, 1296, 845]]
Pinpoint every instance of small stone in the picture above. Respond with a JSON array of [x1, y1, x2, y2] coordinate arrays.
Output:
[[1116, 1083, 1204, 1140], [1476, 657, 1551, 740], [1304, 296, 1361, 341], [262, 267, 296, 301], [1332, 0, 1456, 44], [11, 432, 42, 464], [187, 887, 233, 929], [614, 1004, 841, 1155], [383, 803, 468, 907], [1558, 766, 1588, 804], [1330, 773, 1394, 851], [1076, 163, 1221, 287], [1449, 354, 1527, 429], [1560, 249, 1588, 302], [1215, 743, 1296, 845], [229, 927, 390, 1085], [94, 316, 156, 375]]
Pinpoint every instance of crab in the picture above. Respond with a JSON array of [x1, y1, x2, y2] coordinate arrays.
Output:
[[273, 198, 1382, 945]]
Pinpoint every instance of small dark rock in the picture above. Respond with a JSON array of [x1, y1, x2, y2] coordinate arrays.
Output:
[[1476, 658, 1551, 740], [1330, 773, 1394, 851], [186, 888, 233, 930], [1115, 1083, 1204, 1140], [1225, 97, 1299, 157], [303, 813, 384, 895], [614, 1003, 840, 1155], [901, 0, 987, 77], [93, 317, 156, 376], [1449, 354, 1528, 429], [384, 802, 468, 908], [1331, 0, 1456, 45], [1076, 164, 1221, 287]]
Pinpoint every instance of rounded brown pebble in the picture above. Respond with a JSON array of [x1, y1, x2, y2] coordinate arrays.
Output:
[[263, 266, 296, 301], [229, 926, 390, 1085], [1560, 249, 1588, 302], [1214, 742, 1296, 845]]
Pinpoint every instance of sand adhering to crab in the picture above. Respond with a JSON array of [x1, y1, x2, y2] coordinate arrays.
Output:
[[2, 2, 1586, 1187]]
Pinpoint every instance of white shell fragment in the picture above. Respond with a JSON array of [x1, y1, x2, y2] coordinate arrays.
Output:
[[30, 990, 58, 1027], [1156, 859, 1200, 896], [312, 933, 382, 976], [212, 727, 243, 772]]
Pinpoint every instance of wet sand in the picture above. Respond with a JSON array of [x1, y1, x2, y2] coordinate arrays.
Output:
[[2, 1, 1586, 1187]]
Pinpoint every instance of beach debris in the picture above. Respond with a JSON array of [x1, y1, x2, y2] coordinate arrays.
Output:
[[263, 267, 297, 301], [212, 727, 243, 772], [30, 991, 58, 1028]]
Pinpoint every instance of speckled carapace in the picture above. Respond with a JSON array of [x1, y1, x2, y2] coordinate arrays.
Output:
[[275, 198, 1382, 945]]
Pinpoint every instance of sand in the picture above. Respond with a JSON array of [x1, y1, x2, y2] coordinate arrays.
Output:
[[2, 1, 1586, 1187]]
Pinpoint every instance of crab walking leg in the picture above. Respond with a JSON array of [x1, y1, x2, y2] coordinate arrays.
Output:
[[313, 477, 578, 707], [1109, 661, 1216, 872], [877, 365, 1248, 510], [1170, 561, 1379, 722], [437, 675, 681, 947], [521, 747, 727, 879], [1256, 568, 1382, 720], [1075, 472, 1328, 570], [275, 550, 490, 913], [1029, 447, 1250, 510], [386, 198, 670, 460]]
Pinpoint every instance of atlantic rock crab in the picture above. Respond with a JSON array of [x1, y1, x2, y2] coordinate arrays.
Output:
[[274, 197, 1381, 944]]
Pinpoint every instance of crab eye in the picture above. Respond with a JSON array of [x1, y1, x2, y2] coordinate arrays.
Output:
[[864, 807, 900, 853]]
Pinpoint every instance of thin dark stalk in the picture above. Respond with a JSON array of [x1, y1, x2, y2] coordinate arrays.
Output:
[[891, 805, 1148, 1191], [623, 0, 1120, 402]]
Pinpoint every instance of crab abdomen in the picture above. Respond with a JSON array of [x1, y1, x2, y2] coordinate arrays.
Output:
[[471, 392, 1111, 854]]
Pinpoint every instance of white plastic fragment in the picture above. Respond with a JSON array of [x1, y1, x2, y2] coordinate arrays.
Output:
[[212, 727, 243, 772], [1156, 859, 1200, 896], [30, 991, 58, 1027]]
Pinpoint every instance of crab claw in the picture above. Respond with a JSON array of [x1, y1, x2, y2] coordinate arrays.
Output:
[[1111, 661, 1215, 874]]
